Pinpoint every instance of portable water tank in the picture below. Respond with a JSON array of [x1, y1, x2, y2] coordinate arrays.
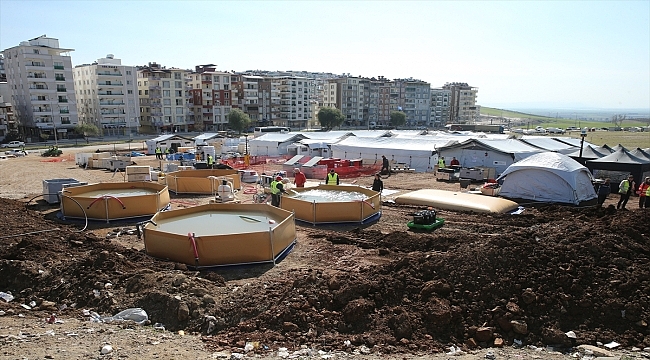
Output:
[[42, 179, 84, 204]]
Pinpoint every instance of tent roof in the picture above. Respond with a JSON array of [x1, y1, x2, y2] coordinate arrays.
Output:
[[295, 131, 354, 140], [193, 133, 223, 141], [441, 138, 541, 155], [550, 137, 596, 148], [630, 148, 650, 161], [566, 145, 610, 159], [334, 136, 452, 152], [347, 130, 393, 138], [588, 148, 650, 164], [252, 133, 306, 143], [499, 152, 590, 175], [519, 137, 577, 153], [299, 139, 331, 149], [149, 134, 192, 143]]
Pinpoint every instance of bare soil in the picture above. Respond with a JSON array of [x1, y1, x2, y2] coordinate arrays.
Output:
[[0, 146, 648, 359]]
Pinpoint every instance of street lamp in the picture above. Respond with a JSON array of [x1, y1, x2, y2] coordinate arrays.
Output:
[[578, 128, 587, 159]]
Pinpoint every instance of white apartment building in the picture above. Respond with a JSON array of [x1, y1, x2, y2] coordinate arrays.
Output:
[[330, 77, 364, 127], [430, 88, 451, 127], [187, 65, 232, 132], [277, 76, 311, 130], [1, 35, 78, 141], [138, 63, 191, 134], [73, 54, 139, 136]]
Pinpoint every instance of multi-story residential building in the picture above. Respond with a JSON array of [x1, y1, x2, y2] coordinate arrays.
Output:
[[0, 95, 16, 140], [442, 82, 479, 124], [393, 78, 430, 127], [330, 76, 364, 128], [276, 76, 311, 130], [73, 54, 139, 136], [2, 35, 78, 141], [0, 54, 6, 82], [430, 88, 451, 128], [187, 65, 232, 132], [137, 62, 191, 134]]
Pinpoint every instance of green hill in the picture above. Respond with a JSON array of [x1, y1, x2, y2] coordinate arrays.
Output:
[[480, 106, 648, 129]]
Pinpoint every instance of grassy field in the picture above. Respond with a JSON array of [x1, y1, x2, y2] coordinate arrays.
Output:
[[553, 130, 650, 149], [481, 107, 649, 129]]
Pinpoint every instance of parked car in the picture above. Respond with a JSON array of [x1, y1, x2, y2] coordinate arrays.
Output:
[[1, 141, 25, 148], [546, 127, 566, 134]]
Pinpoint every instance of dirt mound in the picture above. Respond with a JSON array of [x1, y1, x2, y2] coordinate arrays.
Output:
[[1, 197, 649, 355]]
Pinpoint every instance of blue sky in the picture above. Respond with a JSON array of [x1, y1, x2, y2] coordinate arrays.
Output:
[[1, 0, 649, 110]]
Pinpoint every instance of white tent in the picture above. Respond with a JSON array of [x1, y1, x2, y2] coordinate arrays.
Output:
[[331, 136, 453, 172], [249, 133, 306, 156], [519, 136, 578, 154], [497, 152, 597, 205], [437, 138, 542, 175]]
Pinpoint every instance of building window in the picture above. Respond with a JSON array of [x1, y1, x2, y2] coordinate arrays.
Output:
[[126, 70, 131, 75], [127, 90, 133, 94], [163, 99, 171, 105], [163, 90, 170, 97], [162, 81, 170, 88], [175, 91, 182, 97], [176, 107, 183, 114], [175, 99, 183, 105], [174, 73, 181, 80], [164, 107, 171, 115], [175, 81, 182, 88]]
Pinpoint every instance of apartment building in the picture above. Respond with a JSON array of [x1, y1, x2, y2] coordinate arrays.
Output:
[[276, 76, 311, 130], [329, 77, 364, 127], [0, 54, 6, 82], [73, 54, 139, 136], [390, 78, 431, 127], [186, 65, 233, 132], [138, 62, 190, 134], [430, 88, 451, 127], [0, 95, 15, 140], [443, 82, 479, 124], [1, 35, 78, 141]]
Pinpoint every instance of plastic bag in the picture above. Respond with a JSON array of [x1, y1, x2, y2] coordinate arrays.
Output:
[[102, 308, 149, 325], [0, 292, 14, 302]]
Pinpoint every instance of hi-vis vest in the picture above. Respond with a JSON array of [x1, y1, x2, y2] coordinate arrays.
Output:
[[618, 180, 630, 194], [326, 173, 338, 185], [207, 155, 214, 165], [646, 185, 650, 197], [438, 158, 445, 168], [155, 147, 161, 154], [270, 180, 280, 194]]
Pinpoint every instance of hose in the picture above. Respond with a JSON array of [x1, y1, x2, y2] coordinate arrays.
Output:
[[24, 193, 89, 232]]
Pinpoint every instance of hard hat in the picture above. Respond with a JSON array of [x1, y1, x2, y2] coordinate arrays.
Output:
[[276, 176, 282, 180], [294, 168, 300, 172]]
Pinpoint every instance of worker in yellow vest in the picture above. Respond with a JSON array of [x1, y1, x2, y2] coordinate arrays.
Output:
[[437, 156, 445, 169], [617, 175, 635, 210], [325, 168, 339, 185], [207, 154, 214, 169], [270, 175, 286, 207], [155, 147, 162, 160]]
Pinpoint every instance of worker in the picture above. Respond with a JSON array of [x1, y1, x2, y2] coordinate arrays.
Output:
[[371, 173, 383, 193], [155, 146, 162, 160], [597, 178, 611, 207], [617, 175, 635, 210], [450, 157, 460, 166], [381, 155, 391, 175], [325, 168, 339, 185], [217, 179, 234, 202], [639, 177, 650, 209], [270, 175, 286, 207], [293, 168, 307, 188], [164, 147, 169, 159], [207, 154, 214, 169], [438, 156, 445, 169]]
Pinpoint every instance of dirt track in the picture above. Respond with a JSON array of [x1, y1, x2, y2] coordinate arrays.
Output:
[[0, 147, 649, 359]]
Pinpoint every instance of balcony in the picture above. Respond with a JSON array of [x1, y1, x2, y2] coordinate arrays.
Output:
[[56, 87, 67, 92], [98, 92, 124, 96], [27, 74, 47, 79], [33, 108, 52, 114], [59, 109, 70, 114], [29, 85, 49, 90], [149, 85, 161, 90], [99, 102, 125, 106], [54, 65, 65, 70], [55, 76, 66, 81], [58, 99, 68, 103], [98, 82, 123, 86], [26, 62, 46, 67], [97, 72, 122, 76], [151, 112, 163, 117]]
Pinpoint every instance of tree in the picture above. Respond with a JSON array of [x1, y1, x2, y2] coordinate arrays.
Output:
[[317, 107, 345, 130], [390, 111, 407, 129], [74, 123, 100, 144], [227, 109, 251, 134], [611, 114, 626, 128]]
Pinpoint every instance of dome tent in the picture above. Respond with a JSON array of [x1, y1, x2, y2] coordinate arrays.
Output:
[[497, 152, 597, 205]]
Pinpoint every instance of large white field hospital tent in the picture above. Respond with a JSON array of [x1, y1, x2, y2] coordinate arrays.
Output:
[[331, 136, 453, 172], [249, 133, 306, 156], [497, 152, 597, 205]]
